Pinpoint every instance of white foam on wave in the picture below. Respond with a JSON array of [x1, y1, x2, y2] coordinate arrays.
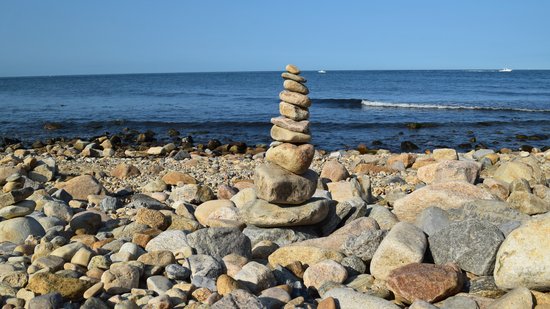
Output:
[[360, 100, 550, 113]]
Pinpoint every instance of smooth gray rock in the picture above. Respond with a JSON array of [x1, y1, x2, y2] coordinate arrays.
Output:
[[69, 211, 102, 234], [415, 206, 451, 236], [146, 275, 173, 294], [429, 219, 504, 275], [165, 264, 190, 280], [341, 256, 367, 277], [186, 227, 252, 259], [127, 193, 166, 210], [367, 205, 399, 230], [27, 292, 63, 309]]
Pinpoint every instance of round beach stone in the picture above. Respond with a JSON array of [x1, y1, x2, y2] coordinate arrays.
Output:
[[240, 197, 329, 227], [270, 116, 310, 134], [279, 102, 309, 121], [386, 263, 463, 304], [285, 64, 300, 74], [234, 261, 276, 293], [370, 222, 427, 281], [494, 215, 550, 291], [194, 200, 238, 227], [271, 125, 311, 144], [320, 160, 350, 183], [265, 143, 314, 175], [303, 260, 348, 290], [283, 79, 309, 95], [0, 217, 45, 244], [101, 263, 140, 294], [279, 90, 311, 108], [254, 163, 317, 205], [0, 202, 35, 219], [281, 72, 306, 83]]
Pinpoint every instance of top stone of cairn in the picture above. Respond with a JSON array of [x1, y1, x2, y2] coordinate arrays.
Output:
[[285, 64, 300, 75]]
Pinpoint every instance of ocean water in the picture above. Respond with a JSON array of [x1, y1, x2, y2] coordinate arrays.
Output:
[[0, 70, 549, 151]]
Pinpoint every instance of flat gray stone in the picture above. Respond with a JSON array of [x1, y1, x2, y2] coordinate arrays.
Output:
[[415, 206, 451, 236], [240, 197, 329, 227], [242, 225, 317, 247]]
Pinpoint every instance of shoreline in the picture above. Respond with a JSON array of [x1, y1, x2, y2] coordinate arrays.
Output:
[[0, 131, 548, 308]]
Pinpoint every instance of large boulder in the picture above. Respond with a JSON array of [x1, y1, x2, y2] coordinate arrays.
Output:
[[417, 160, 480, 184], [429, 219, 504, 276], [393, 181, 496, 222], [494, 215, 550, 291], [58, 175, 105, 200]]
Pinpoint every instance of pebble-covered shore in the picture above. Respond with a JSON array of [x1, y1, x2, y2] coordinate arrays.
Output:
[[0, 135, 549, 309]]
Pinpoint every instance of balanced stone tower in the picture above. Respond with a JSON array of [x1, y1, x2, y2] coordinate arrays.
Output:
[[240, 64, 329, 227]]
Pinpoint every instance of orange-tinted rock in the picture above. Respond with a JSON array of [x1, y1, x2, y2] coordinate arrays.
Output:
[[387, 263, 463, 304], [110, 163, 140, 179], [58, 175, 106, 201], [354, 163, 392, 175], [387, 153, 416, 168], [161, 171, 197, 185], [320, 160, 349, 183]]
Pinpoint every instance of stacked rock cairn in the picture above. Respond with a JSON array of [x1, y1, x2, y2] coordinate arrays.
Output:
[[240, 64, 329, 227]]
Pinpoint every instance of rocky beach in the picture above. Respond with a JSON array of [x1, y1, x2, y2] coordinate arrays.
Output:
[[0, 65, 549, 309]]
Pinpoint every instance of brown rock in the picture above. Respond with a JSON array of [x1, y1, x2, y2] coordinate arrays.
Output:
[[216, 274, 240, 296], [279, 90, 311, 108], [135, 208, 169, 230], [271, 125, 311, 143], [161, 171, 197, 185], [281, 72, 306, 83], [354, 163, 392, 175], [59, 175, 106, 201], [318, 297, 337, 309], [279, 102, 309, 121], [27, 272, 92, 300], [283, 79, 309, 95], [386, 263, 463, 304], [217, 184, 238, 200], [270, 116, 310, 134], [110, 163, 140, 179], [132, 229, 161, 248], [285, 64, 300, 74], [137, 250, 175, 266], [265, 143, 314, 175], [387, 153, 417, 168], [320, 160, 350, 183]]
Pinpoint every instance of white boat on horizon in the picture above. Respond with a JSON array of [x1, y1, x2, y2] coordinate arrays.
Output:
[[318, 70, 326, 74], [499, 68, 512, 72]]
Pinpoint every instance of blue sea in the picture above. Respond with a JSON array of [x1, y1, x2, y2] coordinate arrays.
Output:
[[0, 70, 549, 151]]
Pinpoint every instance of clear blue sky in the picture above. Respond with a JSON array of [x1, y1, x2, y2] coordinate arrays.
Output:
[[1, 1, 549, 77]]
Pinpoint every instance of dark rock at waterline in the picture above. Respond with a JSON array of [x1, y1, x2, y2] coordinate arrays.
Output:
[[32, 141, 45, 148], [168, 128, 180, 137], [136, 130, 156, 143], [527, 134, 548, 141], [207, 139, 222, 150], [229, 142, 247, 154], [520, 145, 533, 152], [0, 137, 22, 147], [400, 141, 419, 152], [406, 123, 423, 130], [469, 137, 477, 143], [372, 140, 383, 146], [43, 122, 63, 130], [542, 146, 550, 152]]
